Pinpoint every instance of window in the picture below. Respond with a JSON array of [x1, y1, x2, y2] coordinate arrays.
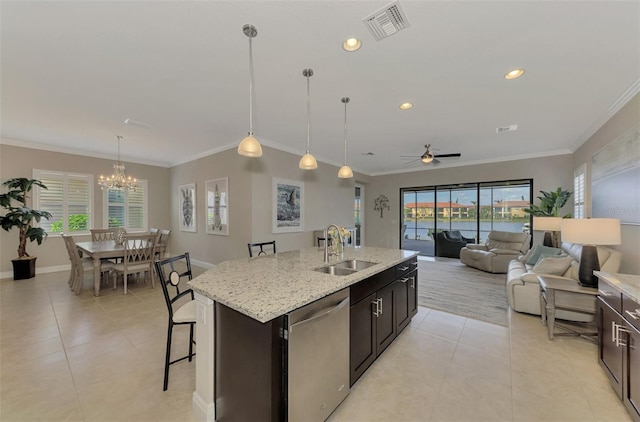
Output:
[[33, 170, 93, 234], [574, 163, 586, 218], [103, 180, 148, 231]]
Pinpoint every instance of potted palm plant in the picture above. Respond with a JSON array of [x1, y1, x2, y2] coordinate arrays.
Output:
[[0, 178, 52, 280]]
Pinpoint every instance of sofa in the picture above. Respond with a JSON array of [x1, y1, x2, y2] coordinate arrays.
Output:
[[506, 242, 622, 321], [460, 230, 532, 273], [435, 230, 474, 258]]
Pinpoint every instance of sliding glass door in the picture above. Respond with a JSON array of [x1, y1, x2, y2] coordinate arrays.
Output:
[[401, 179, 532, 256]]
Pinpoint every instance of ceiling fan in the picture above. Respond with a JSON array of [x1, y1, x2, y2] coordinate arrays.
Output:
[[400, 144, 461, 165]]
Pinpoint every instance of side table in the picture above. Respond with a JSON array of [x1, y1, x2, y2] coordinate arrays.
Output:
[[538, 275, 599, 340]]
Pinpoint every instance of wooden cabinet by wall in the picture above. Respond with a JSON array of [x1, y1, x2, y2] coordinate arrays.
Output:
[[598, 297, 624, 397]]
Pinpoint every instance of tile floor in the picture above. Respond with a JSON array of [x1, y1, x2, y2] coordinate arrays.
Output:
[[0, 266, 632, 422]]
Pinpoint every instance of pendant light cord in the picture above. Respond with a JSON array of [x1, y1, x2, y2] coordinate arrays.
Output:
[[306, 74, 311, 153], [248, 36, 254, 135], [343, 100, 348, 165], [116, 135, 122, 164]]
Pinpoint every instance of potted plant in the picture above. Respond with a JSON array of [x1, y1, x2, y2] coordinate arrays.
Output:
[[0, 178, 52, 280], [524, 187, 572, 217]]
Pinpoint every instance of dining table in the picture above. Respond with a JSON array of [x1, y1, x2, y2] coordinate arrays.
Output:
[[75, 240, 126, 296]]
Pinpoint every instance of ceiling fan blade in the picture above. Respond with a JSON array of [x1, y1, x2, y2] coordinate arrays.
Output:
[[399, 155, 419, 158], [403, 158, 421, 165], [433, 153, 461, 158], [431, 158, 441, 164]]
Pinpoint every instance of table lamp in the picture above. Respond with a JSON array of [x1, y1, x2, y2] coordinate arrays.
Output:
[[561, 218, 621, 287], [533, 216, 562, 247]]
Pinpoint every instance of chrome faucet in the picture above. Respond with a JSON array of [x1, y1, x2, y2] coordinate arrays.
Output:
[[324, 224, 344, 262]]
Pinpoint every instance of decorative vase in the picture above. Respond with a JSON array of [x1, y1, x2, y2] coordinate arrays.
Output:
[[114, 227, 126, 245]]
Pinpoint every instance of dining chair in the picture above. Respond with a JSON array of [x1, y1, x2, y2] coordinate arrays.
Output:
[[156, 229, 171, 258], [112, 234, 157, 294], [63, 234, 113, 295], [90, 228, 115, 241], [247, 240, 276, 257], [150, 227, 159, 235], [154, 253, 196, 391]]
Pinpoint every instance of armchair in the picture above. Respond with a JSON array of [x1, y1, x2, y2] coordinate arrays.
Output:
[[460, 230, 531, 273], [435, 230, 474, 258]]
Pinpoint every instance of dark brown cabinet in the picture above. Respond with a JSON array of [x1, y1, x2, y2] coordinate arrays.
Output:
[[598, 283, 640, 422], [349, 257, 418, 386]]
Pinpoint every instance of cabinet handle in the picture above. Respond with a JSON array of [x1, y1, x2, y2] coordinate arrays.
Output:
[[612, 321, 617, 343], [625, 309, 640, 320], [616, 326, 629, 347], [399, 266, 409, 272], [399, 277, 408, 284], [378, 298, 383, 316], [411, 261, 418, 266], [598, 290, 615, 297], [410, 276, 415, 289], [372, 300, 380, 317]]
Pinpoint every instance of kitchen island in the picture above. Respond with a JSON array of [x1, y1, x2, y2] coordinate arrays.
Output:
[[188, 246, 419, 422]]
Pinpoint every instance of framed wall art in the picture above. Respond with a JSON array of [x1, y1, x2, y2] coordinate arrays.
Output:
[[592, 122, 640, 225], [273, 177, 304, 233], [206, 177, 229, 235], [179, 183, 197, 232]]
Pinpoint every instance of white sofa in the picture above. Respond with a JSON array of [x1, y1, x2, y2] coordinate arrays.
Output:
[[506, 242, 622, 321], [459, 230, 532, 274]]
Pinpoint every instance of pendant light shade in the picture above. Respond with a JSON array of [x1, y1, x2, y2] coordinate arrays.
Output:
[[238, 24, 262, 158], [338, 97, 353, 179], [299, 68, 318, 170]]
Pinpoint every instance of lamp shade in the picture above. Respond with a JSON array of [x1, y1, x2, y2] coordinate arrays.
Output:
[[338, 165, 353, 179], [299, 153, 318, 170], [533, 216, 562, 231], [238, 134, 262, 157], [561, 218, 621, 245]]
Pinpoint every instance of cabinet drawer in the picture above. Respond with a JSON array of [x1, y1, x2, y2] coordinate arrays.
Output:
[[395, 257, 417, 279], [350, 267, 395, 305], [623, 293, 640, 331], [598, 280, 622, 313]]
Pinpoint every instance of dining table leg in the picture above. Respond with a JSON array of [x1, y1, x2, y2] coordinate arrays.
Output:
[[92, 256, 102, 296]]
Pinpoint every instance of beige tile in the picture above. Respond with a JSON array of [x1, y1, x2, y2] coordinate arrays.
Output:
[[458, 324, 511, 358], [429, 391, 512, 422]]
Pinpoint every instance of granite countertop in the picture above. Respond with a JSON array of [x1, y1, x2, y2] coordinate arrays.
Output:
[[595, 271, 640, 302], [188, 246, 419, 323]]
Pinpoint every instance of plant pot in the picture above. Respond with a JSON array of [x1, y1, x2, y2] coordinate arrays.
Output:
[[11, 257, 37, 280]]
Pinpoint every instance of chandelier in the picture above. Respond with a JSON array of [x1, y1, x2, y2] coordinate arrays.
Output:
[[98, 135, 138, 191]]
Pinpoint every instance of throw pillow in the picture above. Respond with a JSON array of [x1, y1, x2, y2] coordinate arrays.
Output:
[[532, 256, 573, 275], [519, 245, 536, 263], [526, 245, 562, 265]]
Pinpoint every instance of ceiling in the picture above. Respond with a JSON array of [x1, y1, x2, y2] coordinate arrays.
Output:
[[2, 1, 639, 175]]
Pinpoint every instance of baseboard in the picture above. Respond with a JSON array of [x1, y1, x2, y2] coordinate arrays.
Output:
[[1, 264, 71, 281], [192, 391, 216, 422]]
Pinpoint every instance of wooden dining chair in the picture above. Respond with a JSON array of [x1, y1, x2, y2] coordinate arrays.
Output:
[[156, 229, 171, 258], [112, 234, 157, 294], [63, 234, 113, 295], [154, 253, 196, 391], [90, 228, 115, 241]]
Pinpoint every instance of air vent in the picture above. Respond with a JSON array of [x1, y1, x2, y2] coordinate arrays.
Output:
[[363, 1, 410, 41], [496, 124, 518, 133]]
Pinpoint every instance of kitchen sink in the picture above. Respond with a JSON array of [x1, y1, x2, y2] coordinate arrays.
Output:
[[314, 260, 378, 276], [314, 265, 357, 276], [334, 260, 378, 271]]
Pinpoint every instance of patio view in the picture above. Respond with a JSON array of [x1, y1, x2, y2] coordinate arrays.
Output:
[[401, 179, 532, 256]]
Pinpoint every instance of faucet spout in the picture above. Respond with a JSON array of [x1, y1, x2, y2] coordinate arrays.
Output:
[[324, 224, 344, 262]]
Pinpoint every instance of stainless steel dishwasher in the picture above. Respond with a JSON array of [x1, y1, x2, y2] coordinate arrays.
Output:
[[285, 288, 350, 421]]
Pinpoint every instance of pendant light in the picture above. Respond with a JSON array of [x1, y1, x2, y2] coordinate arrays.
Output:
[[237, 24, 262, 157], [299, 68, 318, 170], [338, 97, 354, 178]]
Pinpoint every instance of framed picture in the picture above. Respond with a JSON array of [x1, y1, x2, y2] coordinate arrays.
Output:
[[273, 178, 304, 233], [592, 122, 640, 225], [205, 177, 229, 235], [179, 183, 196, 232]]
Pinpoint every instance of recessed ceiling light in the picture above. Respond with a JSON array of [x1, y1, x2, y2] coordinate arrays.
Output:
[[504, 69, 525, 80], [399, 102, 413, 110], [342, 37, 362, 52]]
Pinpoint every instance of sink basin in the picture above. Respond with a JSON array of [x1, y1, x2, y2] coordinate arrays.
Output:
[[314, 265, 357, 276], [334, 260, 378, 271]]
